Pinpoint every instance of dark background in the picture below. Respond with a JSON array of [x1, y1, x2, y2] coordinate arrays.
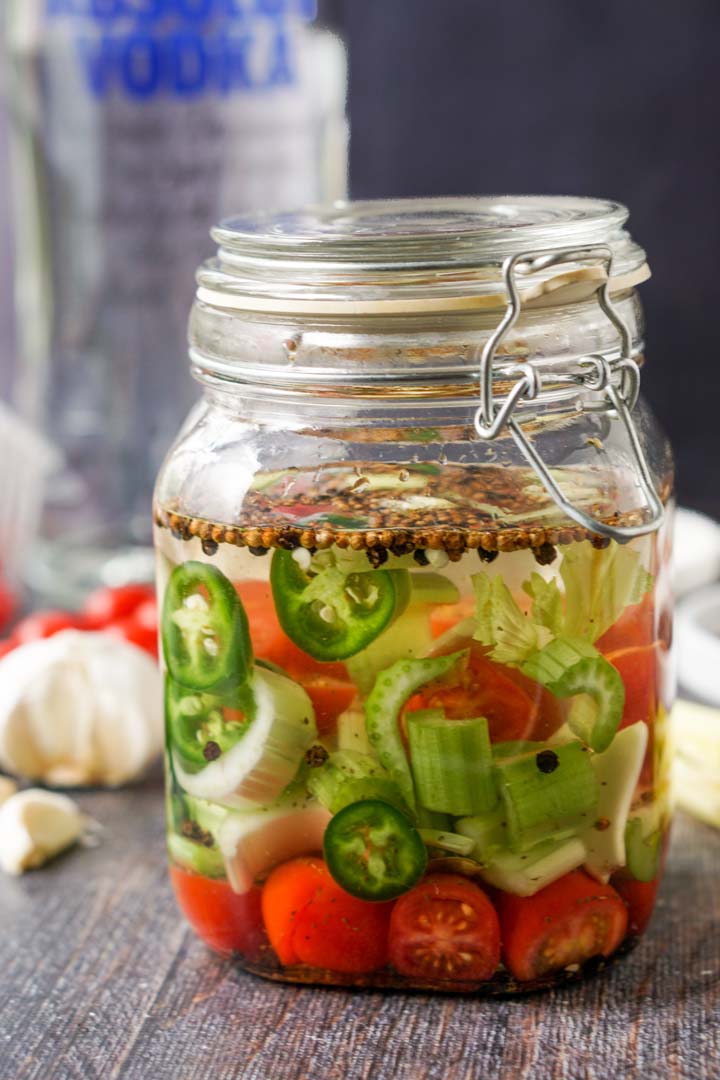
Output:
[[342, 0, 720, 514]]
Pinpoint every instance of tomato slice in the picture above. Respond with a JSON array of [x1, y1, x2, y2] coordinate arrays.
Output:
[[169, 865, 266, 961], [496, 870, 628, 982], [604, 644, 660, 729], [300, 675, 357, 736], [408, 641, 546, 742], [83, 583, 155, 629], [596, 597, 655, 653], [429, 597, 476, 640], [388, 874, 500, 982], [236, 580, 347, 680], [262, 856, 393, 974]]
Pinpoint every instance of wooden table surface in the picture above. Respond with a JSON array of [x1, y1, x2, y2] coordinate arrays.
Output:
[[1, 771, 718, 1080]]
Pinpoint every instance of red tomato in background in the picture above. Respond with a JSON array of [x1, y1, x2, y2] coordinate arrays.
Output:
[[261, 857, 392, 974], [83, 583, 155, 629], [0, 576, 17, 633], [12, 610, 86, 644], [107, 611, 158, 658], [170, 865, 266, 961], [496, 870, 628, 982], [0, 639, 15, 659], [388, 874, 500, 983]]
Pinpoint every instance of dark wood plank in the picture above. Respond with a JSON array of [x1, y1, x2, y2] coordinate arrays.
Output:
[[1, 773, 718, 1080]]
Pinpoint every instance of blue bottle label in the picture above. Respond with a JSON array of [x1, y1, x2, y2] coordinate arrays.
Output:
[[45, 0, 317, 99]]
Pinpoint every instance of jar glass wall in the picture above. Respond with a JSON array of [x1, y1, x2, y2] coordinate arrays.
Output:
[[155, 198, 674, 993]]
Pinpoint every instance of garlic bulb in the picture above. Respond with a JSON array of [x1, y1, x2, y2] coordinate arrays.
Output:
[[0, 630, 162, 786], [0, 789, 84, 874], [0, 775, 17, 807]]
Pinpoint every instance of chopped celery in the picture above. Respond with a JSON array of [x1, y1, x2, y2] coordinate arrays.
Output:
[[522, 573, 564, 636], [495, 740, 598, 851], [336, 708, 373, 755], [492, 740, 546, 760], [347, 602, 434, 695], [407, 712, 497, 816], [418, 829, 476, 856], [307, 750, 409, 815], [582, 721, 648, 882], [416, 806, 453, 831], [478, 836, 587, 897], [473, 573, 552, 666], [364, 650, 468, 812], [407, 572, 460, 606], [167, 833, 226, 879], [625, 817, 662, 882], [455, 804, 511, 860], [521, 636, 625, 752], [560, 542, 653, 642]]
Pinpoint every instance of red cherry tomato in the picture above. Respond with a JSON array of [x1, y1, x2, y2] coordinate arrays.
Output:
[[388, 874, 500, 983], [83, 583, 155, 629], [0, 577, 17, 633], [106, 614, 158, 658], [169, 865, 266, 961], [496, 870, 628, 982], [261, 856, 393, 974], [604, 644, 661, 729], [0, 639, 15, 659], [12, 610, 86, 644]]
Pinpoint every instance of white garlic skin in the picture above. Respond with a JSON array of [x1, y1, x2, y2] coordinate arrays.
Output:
[[0, 788, 84, 875], [0, 631, 163, 787]]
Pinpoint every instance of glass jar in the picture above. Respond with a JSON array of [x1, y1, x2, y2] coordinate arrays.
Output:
[[155, 197, 674, 994]]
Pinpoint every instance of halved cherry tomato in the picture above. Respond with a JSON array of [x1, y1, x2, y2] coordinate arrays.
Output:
[[261, 856, 393, 974], [170, 865, 266, 961], [388, 874, 500, 983], [407, 641, 548, 743], [12, 610, 86, 644], [596, 596, 655, 653], [82, 583, 155, 629], [496, 870, 628, 982], [300, 675, 357, 736]]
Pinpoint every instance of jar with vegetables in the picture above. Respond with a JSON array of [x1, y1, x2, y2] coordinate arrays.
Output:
[[154, 198, 674, 993]]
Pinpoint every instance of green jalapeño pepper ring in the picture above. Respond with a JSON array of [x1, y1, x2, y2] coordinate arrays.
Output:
[[165, 675, 255, 772], [162, 562, 252, 692], [323, 799, 428, 901], [270, 549, 409, 661]]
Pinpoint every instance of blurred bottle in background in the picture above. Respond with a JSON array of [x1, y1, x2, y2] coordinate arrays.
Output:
[[2, 0, 347, 604]]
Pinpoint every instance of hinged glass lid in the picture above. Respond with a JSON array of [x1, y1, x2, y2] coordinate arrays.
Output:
[[201, 196, 648, 312]]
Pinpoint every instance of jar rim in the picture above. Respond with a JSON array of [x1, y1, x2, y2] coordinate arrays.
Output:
[[201, 196, 648, 314]]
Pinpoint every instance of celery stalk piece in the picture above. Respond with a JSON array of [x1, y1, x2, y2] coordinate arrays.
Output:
[[407, 713, 498, 816], [478, 836, 588, 897], [559, 542, 654, 643], [455, 804, 512, 861], [521, 636, 625, 752], [347, 603, 434, 696], [582, 720, 648, 883], [167, 832, 226, 879], [418, 829, 476, 856], [364, 650, 468, 812], [336, 708, 373, 755], [307, 750, 409, 815], [624, 817, 662, 882], [495, 740, 599, 851]]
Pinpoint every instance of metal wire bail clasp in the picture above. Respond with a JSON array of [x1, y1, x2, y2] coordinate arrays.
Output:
[[473, 245, 665, 541]]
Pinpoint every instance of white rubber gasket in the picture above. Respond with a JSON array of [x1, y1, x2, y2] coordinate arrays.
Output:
[[676, 585, 720, 706]]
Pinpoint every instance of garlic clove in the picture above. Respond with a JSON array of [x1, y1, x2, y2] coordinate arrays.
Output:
[[0, 775, 17, 807], [0, 789, 84, 874]]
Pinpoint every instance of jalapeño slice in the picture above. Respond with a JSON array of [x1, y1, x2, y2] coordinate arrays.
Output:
[[165, 675, 255, 772], [162, 562, 251, 692], [270, 549, 407, 661], [323, 799, 428, 901]]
